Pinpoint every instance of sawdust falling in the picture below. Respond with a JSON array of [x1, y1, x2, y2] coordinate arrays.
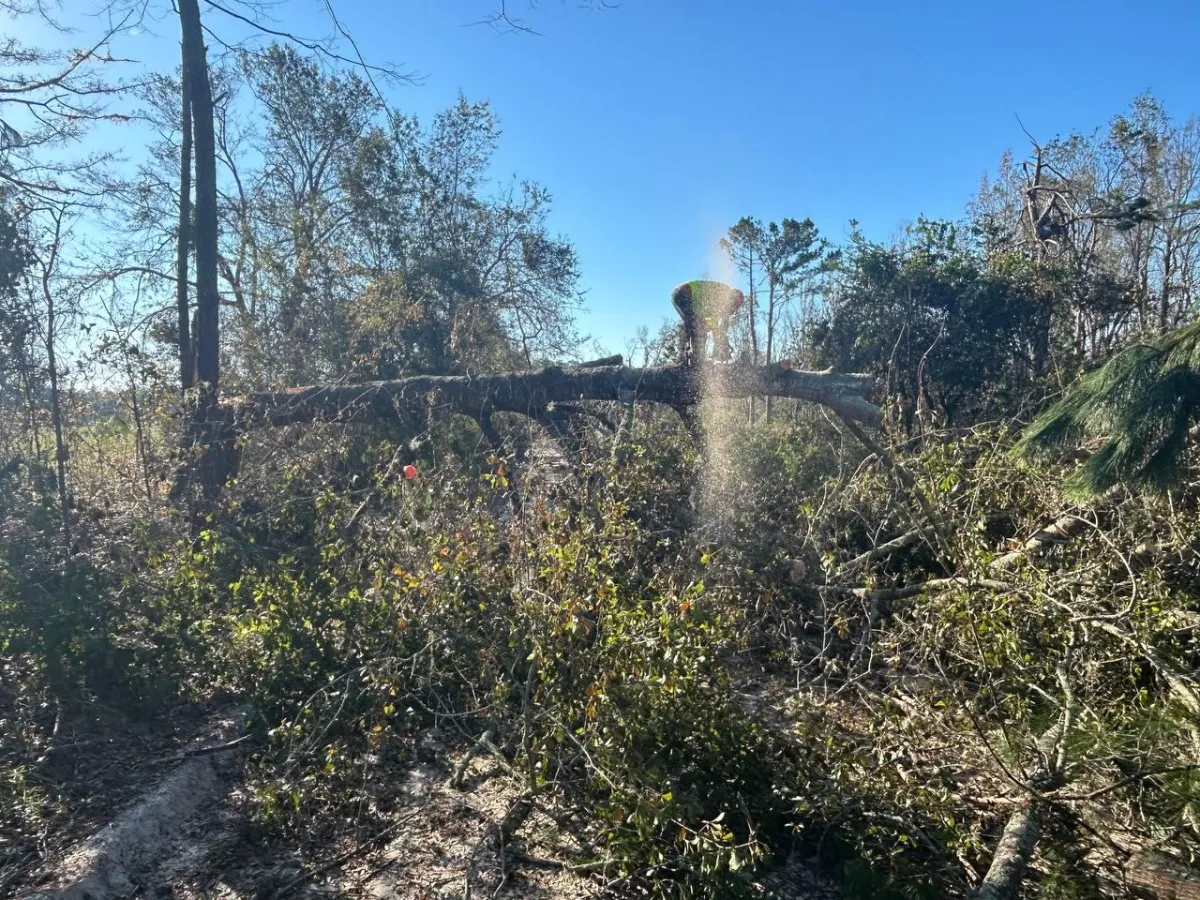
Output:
[[695, 241, 742, 538]]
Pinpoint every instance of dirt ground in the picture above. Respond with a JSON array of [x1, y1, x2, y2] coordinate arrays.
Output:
[[6, 700, 841, 900]]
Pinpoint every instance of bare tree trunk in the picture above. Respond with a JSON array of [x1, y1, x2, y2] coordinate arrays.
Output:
[[1160, 233, 1173, 333], [179, 0, 227, 502], [765, 281, 776, 422], [20, 367, 44, 458], [176, 39, 193, 390], [975, 805, 1039, 900], [747, 265, 759, 424], [126, 362, 153, 501]]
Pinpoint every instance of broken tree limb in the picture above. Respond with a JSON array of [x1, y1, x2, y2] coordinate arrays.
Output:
[[222, 363, 880, 430], [992, 511, 1098, 571], [974, 707, 1072, 900], [450, 730, 494, 790], [838, 525, 940, 576], [975, 804, 1041, 900], [837, 415, 955, 567], [809, 576, 1013, 603]]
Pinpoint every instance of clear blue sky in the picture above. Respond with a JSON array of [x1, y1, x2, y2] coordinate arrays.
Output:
[[20, 0, 1200, 354], [341, 0, 1200, 354]]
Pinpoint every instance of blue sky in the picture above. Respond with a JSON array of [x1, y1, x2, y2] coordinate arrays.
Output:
[[349, 0, 1200, 354], [15, 0, 1200, 355]]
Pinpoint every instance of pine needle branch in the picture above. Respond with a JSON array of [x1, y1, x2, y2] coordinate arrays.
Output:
[[1014, 318, 1200, 497]]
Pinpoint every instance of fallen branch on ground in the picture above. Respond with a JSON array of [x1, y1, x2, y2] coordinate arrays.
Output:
[[273, 805, 428, 899], [838, 525, 940, 576], [992, 511, 1100, 571], [162, 733, 253, 762], [450, 730, 519, 790], [508, 852, 615, 873], [809, 577, 1013, 603]]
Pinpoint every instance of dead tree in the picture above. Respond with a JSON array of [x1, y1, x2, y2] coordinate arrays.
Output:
[[1022, 144, 1079, 260], [1018, 132, 1157, 263]]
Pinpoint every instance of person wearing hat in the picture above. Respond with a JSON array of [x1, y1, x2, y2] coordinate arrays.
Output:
[[670, 280, 745, 366]]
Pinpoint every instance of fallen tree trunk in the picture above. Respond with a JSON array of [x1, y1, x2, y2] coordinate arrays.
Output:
[[27, 708, 252, 900], [975, 804, 1041, 900], [1127, 852, 1200, 900], [974, 715, 1070, 900], [222, 361, 880, 430]]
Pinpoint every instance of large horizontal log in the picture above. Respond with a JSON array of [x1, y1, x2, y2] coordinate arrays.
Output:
[[1127, 852, 1200, 900], [223, 363, 881, 428]]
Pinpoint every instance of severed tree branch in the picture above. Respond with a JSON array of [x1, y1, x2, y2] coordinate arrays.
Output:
[[838, 525, 939, 577], [991, 510, 1102, 571]]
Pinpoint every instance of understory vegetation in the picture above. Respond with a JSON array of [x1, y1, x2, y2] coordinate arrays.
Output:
[[4, 402, 1199, 898], [3, 5, 1200, 898]]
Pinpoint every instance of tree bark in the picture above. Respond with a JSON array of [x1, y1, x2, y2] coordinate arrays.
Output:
[[223, 363, 880, 430], [975, 804, 1039, 900], [765, 280, 776, 422], [974, 717, 1069, 900], [176, 38, 193, 390], [178, 0, 228, 501], [748, 260, 759, 424], [991, 511, 1097, 571], [178, 0, 217, 394], [1127, 852, 1200, 900]]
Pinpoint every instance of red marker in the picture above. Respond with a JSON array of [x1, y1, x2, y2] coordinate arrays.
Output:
[[403, 464, 418, 480]]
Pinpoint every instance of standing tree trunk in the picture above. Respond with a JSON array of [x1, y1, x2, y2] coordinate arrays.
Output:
[[176, 40, 193, 390], [1160, 232, 1174, 333], [39, 209, 71, 552], [747, 256, 758, 424], [179, 0, 217, 395], [177, 0, 225, 496], [178, 0, 227, 501], [765, 278, 776, 422]]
